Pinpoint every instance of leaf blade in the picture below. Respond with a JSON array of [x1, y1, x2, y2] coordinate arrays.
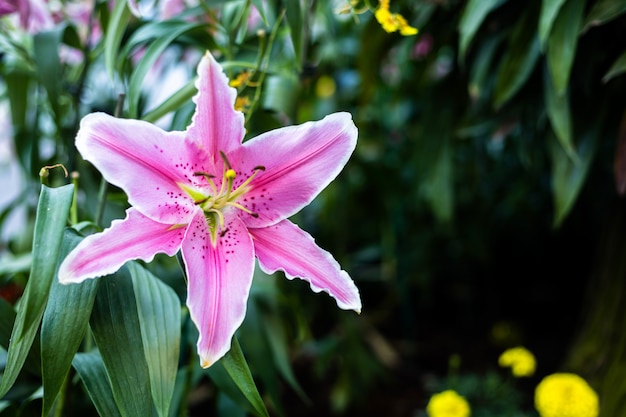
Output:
[[41, 229, 99, 416], [0, 184, 74, 398], [90, 268, 153, 417], [129, 262, 181, 417], [72, 352, 123, 417]]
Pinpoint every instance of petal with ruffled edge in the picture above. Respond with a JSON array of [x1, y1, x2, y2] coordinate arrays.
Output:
[[250, 220, 361, 313], [227, 112, 357, 228], [181, 211, 255, 368], [59, 208, 188, 284], [186, 52, 245, 160], [76, 113, 211, 225]]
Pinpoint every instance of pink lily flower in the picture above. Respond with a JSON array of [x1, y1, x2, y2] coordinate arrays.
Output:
[[58, 51, 362, 368]]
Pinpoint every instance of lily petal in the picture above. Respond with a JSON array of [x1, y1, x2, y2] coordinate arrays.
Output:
[[250, 220, 361, 313], [229, 112, 357, 228], [186, 52, 245, 159], [76, 113, 210, 225], [182, 211, 255, 368], [59, 208, 187, 284]]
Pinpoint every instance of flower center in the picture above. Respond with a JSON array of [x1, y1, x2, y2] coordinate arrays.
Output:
[[181, 151, 264, 244]]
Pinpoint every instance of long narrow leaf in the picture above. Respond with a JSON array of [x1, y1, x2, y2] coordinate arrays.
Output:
[[0, 185, 74, 398], [544, 66, 576, 159], [493, 6, 540, 108], [551, 132, 597, 227], [72, 352, 123, 417], [546, 0, 585, 95], [284, 0, 304, 68], [207, 337, 270, 417], [129, 262, 181, 417], [41, 229, 99, 416], [538, 0, 568, 50], [90, 268, 152, 417], [127, 21, 205, 118], [458, 0, 506, 61], [582, 0, 626, 32], [104, 0, 132, 80]]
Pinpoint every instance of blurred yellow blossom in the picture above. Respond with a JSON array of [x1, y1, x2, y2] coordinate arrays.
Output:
[[426, 390, 471, 417], [535, 373, 599, 417], [234, 96, 251, 112], [375, 0, 418, 36], [498, 346, 536, 377], [229, 71, 258, 88]]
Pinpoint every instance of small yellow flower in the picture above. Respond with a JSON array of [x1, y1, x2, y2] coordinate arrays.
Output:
[[374, 0, 418, 36], [535, 373, 599, 417], [426, 390, 471, 417], [234, 96, 251, 112], [498, 346, 536, 377], [229, 71, 258, 88]]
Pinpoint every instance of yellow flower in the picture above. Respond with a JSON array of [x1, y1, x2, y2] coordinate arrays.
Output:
[[374, 0, 418, 36], [535, 373, 599, 417], [498, 346, 536, 377], [234, 96, 251, 112], [426, 390, 471, 417]]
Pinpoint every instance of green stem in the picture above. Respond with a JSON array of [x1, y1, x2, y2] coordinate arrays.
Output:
[[70, 172, 79, 225], [95, 93, 124, 227]]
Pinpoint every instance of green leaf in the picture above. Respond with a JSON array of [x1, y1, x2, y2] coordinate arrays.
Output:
[[284, 0, 304, 68], [33, 28, 64, 120], [582, 0, 626, 32], [104, 0, 132, 80], [142, 79, 197, 124], [262, 73, 300, 119], [128, 262, 181, 417], [73, 352, 123, 417], [544, 67, 576, 159], [493, 7, 540, 108], [40, 229, 99, 417], [90, 268, 152, 417], [458, 0, 506, 61], [0, 184, 74, 398], [538, 0, 568, 50], [603, 51, 626, 83], [4, 71, 30, 133], [550, 132, 597, 227], [468, 34, 504, 101], [127, 21, 205, 118], [250, 0, 269, 26], [207, 337, 270, 417], [546, 0, 585, 95]]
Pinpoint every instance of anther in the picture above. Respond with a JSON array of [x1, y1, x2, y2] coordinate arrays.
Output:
[[220, 228, 229, 237], [253, 165, 266, 171], [219, 151, 233, 169], [193, 171, 215, 179]]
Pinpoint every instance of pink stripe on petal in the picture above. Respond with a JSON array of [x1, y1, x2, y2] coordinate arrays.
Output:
[[182, 211, 255, 368], [229, 112, 357, 228], [250, 220, 361, 313], [77, 113, 211, 225], [186, 52, 245, 160], [59, 208, 187, 284]]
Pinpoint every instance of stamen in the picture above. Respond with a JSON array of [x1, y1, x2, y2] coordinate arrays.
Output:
[[219, 151, 233, 169], [253, 165, 266, 171], [193, 172, 218, 195], [226, 201, 258, 217], [220, 228, 229, 237]]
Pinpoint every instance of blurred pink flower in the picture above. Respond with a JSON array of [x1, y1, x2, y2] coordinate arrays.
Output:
[[0, 0, 53, 32]]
